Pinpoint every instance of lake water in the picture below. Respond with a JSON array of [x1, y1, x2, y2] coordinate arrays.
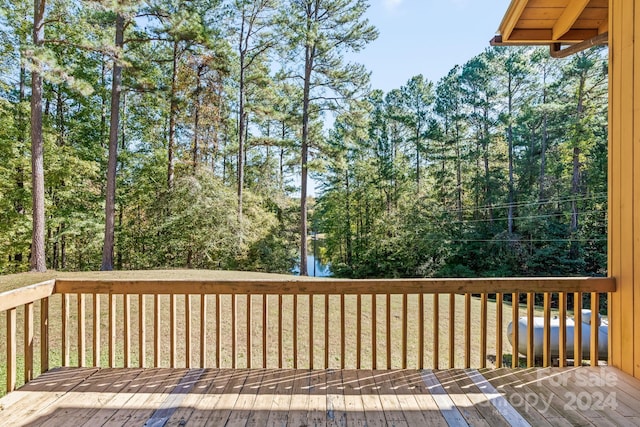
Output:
[[293, 255, 332, 277]]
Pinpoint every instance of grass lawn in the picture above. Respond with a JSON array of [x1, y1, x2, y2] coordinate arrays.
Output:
[[0, 270, 579, 396]]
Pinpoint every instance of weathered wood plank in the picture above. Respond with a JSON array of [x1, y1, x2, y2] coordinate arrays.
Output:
[[0, 279, 55, 312], [44, 368, 144, 427]]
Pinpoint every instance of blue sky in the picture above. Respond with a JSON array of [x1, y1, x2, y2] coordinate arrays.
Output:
[[349, 0, 512, 92]]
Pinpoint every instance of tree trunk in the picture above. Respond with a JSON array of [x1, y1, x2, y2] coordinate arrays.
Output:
[[167, 40, 179, 189], [571, 74, 587, 234], [192, 67, 202, 175], [345, 168, 352, 268], [237, 14, 246, 222], [539, 71, 549, 204], [455, 124, 463, 221], [101, 12, 124, 271], [507, 75, 515, 234], [299, 40, 314, 276], [30, 0, 46, 272]]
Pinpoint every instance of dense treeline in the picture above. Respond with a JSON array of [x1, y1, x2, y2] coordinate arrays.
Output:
[[317, 47, 608, 278], [0, 0, 607, 278]]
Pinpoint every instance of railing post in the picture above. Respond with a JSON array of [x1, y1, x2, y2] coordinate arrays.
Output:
[[591, 292, 599, 366], [512, 292, 519, 368], [7, 308, 16, 392], [154, 294, 161, 367], [202, 294, 208, 369], [527, 292, 534, 368], [449, 293, 455, 369], [372, 294, 377, 369], [41, 297, 49, 373], [62, 293, 69, 366], [78, 294, 85, 367], [325, 294, 330, 369], [93, 294, 100, 367], [464, 293, 471, 369], [139, 294, 146, 368], [574, 293, 582, 367], [24, 302, 34, 383], [543, 293, 551, 367], [495, 293, 503, 368], [433, 293, 439, 370], [559, 292, 567, 367], [109, 294, 116, 367]]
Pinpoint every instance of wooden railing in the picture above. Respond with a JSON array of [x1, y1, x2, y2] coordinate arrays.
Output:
[[0, 277, 615, 395]]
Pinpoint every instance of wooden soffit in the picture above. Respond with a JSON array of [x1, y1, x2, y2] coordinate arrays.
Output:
[[492, 0, 608, 46]]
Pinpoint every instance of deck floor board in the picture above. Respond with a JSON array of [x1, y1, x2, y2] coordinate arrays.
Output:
[[1, 367, 639, 426]]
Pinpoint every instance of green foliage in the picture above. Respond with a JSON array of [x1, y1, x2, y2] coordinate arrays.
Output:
[[0, 1, 608, 280], [318, 46, 608, 279]]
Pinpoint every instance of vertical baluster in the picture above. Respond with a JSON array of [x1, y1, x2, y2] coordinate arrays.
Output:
[[591, 292, 599, 366], [402, 293, 408, 369], [62, 293, 69, 366], [512, 292, 519, 368], [93, 294, 100, 367], [139, 294, 146, 368], [186, 294, 192, 368], [293, 294, 298, 369], [41, 297, 49, 373], [232, 294, 236, 369], [574, 293, 582, 367], [78, 294, 85, 367], [464, 293, 471, 369], [216, 294, 221, 368], [262, 294, 267, 369], [109, 294, 116, 367], [480, 293, 487, 369], [340, 294, 345, 369], [419, 293, 424, 370], [325, 294, 330, 369], [245, 294, 252, 369], [543, 293, 551, 367], [278, 294, 283, 369], [124, 294, 130, 368], [310, 294, 314, 369], [154, 294, 161, 368], [386, 293, 391, 369], [7, 308, 16, 392], [496, 293, 503, 368], [559, 292, 567, 367], [449, 293, 455, 369], [24, 302, 34, 382], [170, 294, 176, 368], [372, 294, 377, 370], [527, 292, 534, 368], [246, 294, 251, 369], [201, 294, 207, 368], [433, 293, 439, 370], [356, 294, 361, 369]]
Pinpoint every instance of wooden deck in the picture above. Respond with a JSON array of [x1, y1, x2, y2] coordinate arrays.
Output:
[[1, 367, 639, 426]]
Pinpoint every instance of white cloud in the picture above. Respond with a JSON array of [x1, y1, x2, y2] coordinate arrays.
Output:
[[383, 0, 403, 11]]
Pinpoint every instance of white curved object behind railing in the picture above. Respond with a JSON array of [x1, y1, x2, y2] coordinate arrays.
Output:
[[507, 309, 608, 359]]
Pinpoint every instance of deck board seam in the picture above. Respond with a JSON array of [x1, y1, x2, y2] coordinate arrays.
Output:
[[466, 369, 532, 427], [143, 369, 205, 427], [421, 369, 470, 426]]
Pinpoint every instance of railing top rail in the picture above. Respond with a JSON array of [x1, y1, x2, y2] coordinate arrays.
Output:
[[0, 279, 56, 312], [53, 276, 615, 295]]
